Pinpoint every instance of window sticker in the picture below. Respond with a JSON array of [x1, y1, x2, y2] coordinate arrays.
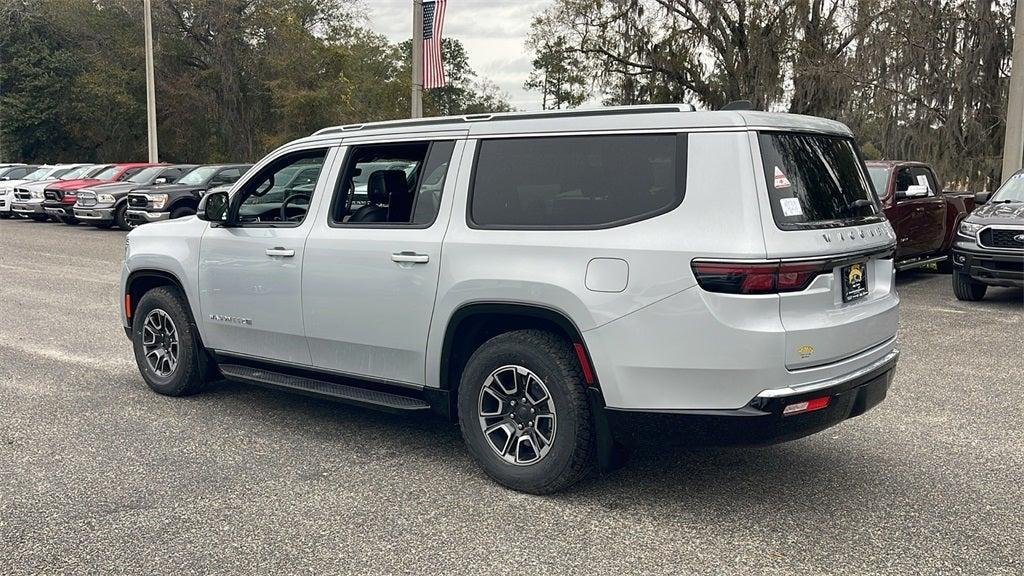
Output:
[[780, 197, 803, 217], [916, 175, 930, 188], [773, 166, 792, 189]]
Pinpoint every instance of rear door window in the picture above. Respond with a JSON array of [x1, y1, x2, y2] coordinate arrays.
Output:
[[758, 132, 883, 230], [470, 133, 686, 228]]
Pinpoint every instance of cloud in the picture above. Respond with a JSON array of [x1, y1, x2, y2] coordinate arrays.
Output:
[[364, 0, 550, 110]]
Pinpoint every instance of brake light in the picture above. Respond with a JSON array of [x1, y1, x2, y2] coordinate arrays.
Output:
[[692, 260, 829, 294]]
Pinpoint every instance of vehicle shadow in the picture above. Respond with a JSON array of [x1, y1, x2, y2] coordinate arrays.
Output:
[[198, 378, 898, 510]]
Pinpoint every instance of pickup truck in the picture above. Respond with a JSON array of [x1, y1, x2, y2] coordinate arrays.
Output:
[[950, 172, 1024, 300], [125, 164, 251, 225], [74, 164, 198, 230], [866, 161, 974, 271], [43, 163, 156, 225]]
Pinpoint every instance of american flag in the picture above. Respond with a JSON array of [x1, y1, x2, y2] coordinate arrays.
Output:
[[422, 0, 447, 89]]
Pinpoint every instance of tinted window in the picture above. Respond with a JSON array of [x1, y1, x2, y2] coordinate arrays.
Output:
[[411, 141, 456, 224], [758, 132, 883, 230], [991, 171, 1024, 203], [471, 134, 684, 228], [867, 166, 889, 197]]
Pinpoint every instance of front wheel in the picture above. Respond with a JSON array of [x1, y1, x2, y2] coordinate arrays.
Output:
[[114, 203, 133, 230], [170, 206, 196, 219], [952, 271, 987, 301], [458, 329, 595, 494], [131, 287, 210, 396]]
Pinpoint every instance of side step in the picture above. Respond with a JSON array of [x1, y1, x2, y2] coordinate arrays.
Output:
[[896, 254, 948, 271], [218, 364, 431, 413]]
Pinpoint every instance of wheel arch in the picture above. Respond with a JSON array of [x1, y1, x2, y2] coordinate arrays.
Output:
[[439, 302, 598, 395], [125, 269, 198, 334]]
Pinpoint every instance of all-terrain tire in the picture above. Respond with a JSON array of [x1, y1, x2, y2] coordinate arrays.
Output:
[[458, 329, 595, 494], [131, 286, 210, 396], [952, 270, 987, 301], [114, 203, 132, 230]]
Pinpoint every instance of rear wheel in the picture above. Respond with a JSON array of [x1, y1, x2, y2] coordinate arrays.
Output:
[[131, 287, 210, 396], [458, 329, 595, 494], [952, 271, 987, 301], [170, 206, 196, 219]]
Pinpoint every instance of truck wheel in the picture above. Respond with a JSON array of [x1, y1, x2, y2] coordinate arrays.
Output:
[[63, 216, 79, 226], [114, 204, 132, 230], [30, 215, 48, 222], [170, 206, 196, 219], [458, 329, 595, 494], [131, 286, 210, 396], [952, 271, 987, 301]]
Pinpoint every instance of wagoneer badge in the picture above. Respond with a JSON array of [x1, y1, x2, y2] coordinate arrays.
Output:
[[209, 314, 252, 326]]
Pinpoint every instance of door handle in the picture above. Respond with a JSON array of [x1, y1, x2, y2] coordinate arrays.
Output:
[[391, 251, 429, 264], [265, 247, 295, 257]]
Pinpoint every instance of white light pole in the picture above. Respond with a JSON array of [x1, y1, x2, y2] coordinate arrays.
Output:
[[143, 0, 159, 162], [411, 0, 424, 118], [1001, 0, 1024, 183]]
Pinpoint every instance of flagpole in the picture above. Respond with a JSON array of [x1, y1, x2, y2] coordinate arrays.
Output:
[[411, 0, 424, 118], [143, 0, 159, 161]]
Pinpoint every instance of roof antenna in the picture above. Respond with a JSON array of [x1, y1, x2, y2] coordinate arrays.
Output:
[[720, 100, 755, 111]]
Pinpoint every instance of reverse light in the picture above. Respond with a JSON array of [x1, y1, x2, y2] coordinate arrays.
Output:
[[783, 396, 830, 416], [691, 260, 830, 294]]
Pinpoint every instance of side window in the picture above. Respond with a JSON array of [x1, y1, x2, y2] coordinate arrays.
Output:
[[469, 134, 685, 228], [330, 140, 456, 226], [212, 168, 242, 186], [231, 150, 327, 225], [911, 167, 937, 196], [894, 168, 914, 193]]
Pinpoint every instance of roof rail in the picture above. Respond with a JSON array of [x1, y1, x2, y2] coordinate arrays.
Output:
[[311, 104, 696, 136]]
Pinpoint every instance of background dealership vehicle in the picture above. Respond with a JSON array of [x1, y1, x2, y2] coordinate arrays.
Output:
[[0, 165, 40, 217], [43, 163, 156, 224], [950, 172, 1024, 300], [75, 164, 197, 230], [125, 164, 250, 225], [11, 164, 94, 221], [866, 160, 974, 271], [121, 107, 900, 493]]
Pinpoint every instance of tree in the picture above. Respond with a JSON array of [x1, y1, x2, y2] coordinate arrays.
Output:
[[524, 31, 588, 109]]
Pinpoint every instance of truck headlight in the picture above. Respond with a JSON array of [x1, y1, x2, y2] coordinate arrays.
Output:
[[31, 190, 43, 199], [148, 193, 169, 209], [958, 221, 983, 238], [97, 194, 116, 203]]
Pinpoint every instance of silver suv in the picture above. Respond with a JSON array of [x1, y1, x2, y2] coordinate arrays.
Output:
[[121, 105, 900, 493]]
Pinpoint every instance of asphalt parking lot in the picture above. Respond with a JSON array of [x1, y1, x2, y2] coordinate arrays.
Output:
[[1, 218, 1022, 575]]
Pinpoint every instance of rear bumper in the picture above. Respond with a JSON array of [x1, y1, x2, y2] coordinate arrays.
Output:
[[952, 244, 1024, 287], [606, 350, 898, 446], [126, 209, 169, 224]]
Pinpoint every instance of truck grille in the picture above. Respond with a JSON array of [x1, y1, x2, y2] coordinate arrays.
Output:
[[44, 189, 62, 201], [77, 192, 97, 207], [14, 190, 31, 201], [979, 227, 1024, 250], [128, 194, 148, 208]]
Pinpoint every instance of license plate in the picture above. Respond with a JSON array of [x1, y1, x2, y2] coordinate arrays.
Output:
[[842, 262, 869, 302]]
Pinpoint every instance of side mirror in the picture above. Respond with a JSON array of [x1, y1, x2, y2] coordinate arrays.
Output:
[[974, 191, 990, 205], [197, 190, 229, 223]]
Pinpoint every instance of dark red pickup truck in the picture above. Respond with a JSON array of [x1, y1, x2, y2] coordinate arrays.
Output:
[[866, 161, 975, 271]]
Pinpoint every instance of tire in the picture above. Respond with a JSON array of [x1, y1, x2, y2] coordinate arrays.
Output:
[[170, 206, 196, 219], [952, 270, 987, 301], [458, 329, 595, 494], [131, 286, 210, 396], [63, 216, 79, 225], [0, 213, 11, 219], [113, 203, 132, 230], [30, 215, 48, 222]]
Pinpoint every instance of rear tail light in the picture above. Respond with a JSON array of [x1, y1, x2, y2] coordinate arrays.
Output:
[[692, 260, 830, 294]]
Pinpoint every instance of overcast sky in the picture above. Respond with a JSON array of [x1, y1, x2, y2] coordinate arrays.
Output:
[[364, 0, 551, 111]]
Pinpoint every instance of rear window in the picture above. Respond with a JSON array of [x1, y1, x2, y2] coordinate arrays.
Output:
[[470, 134, 686, 228], [758, 132, 883, 230]]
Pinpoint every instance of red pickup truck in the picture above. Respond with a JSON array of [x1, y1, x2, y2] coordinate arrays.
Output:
[[866, 161, 975, 271]]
